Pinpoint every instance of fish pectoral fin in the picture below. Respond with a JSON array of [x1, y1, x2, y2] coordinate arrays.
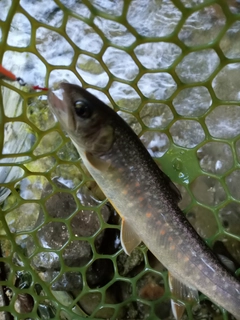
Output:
[[85, 151, 110, 172], [121, 219, 141, 256], [168, 272, 199, 320]]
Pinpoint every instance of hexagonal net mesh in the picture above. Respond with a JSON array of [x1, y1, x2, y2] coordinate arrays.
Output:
[[1, 0, 240, 319]]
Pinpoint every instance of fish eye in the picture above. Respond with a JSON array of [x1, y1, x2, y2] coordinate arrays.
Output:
[[74, 100, 92, 118]]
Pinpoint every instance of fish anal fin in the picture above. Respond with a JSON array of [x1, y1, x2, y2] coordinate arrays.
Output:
[[121, 219, 141, 255], [85, 151, 110, 172], [171, 300, 185, 320], [168, 272, 199, 320]]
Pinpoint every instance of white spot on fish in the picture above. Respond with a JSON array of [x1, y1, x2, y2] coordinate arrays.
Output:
[[196, 274, 201, 281], [198, 264, 203, 271], [236, 288, 240, 295], [177, 239, 183, 245], [127, 203, 134, 208], [224, 283, 229, 289]]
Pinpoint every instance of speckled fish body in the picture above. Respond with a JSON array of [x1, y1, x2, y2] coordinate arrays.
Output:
[[48, 83, 240, 319]]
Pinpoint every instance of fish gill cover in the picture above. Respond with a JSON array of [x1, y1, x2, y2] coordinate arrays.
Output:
[[0, 0, 240, 319]]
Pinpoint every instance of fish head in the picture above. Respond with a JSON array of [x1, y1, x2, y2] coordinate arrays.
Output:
[[48, 82, 115, 157]]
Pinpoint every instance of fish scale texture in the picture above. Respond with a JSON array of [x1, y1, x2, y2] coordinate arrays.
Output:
[[0, 0, 240, 319]]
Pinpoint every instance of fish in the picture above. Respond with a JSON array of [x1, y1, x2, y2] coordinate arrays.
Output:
[[48, 82, 240, 319]]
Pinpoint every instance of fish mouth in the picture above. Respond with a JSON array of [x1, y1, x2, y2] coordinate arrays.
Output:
[[48, 83, 76, 130], [48, 86, 66, 112], [48, 82, 85, 111]]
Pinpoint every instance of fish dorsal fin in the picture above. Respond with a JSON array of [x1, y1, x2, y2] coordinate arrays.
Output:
[[168, 272, 199, 320], [213, 241, 238, 274], [217, 254, 236, 273], [121, 218, 142, 255], [85, 151, 110, 172]]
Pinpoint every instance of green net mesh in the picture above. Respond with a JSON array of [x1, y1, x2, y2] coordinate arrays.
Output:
[[1, 0, 240, 319]]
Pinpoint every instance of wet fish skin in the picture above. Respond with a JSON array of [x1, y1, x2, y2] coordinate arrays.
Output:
[[48, 83, 240, 319]]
